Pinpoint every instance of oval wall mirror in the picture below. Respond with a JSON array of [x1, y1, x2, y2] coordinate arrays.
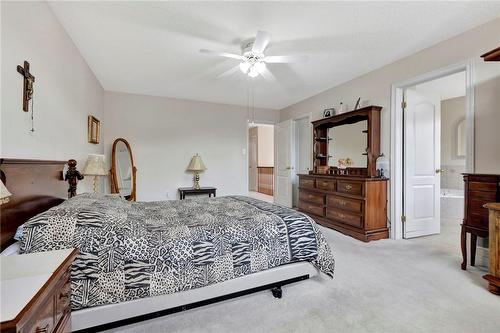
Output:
[[110, 138, 137, 201]]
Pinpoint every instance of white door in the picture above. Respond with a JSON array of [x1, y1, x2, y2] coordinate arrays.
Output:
[[293, 116, 312, 207], [404, 89, 441, 238], [248, 128, 258, 191], [274, 119, 293, 207]]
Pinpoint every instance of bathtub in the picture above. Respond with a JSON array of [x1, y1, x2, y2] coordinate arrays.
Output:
[[441, 188, 464, 219]]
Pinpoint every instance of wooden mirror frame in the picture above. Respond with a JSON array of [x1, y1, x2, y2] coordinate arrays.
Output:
[[110, 138, 137, 201], [311, 105, 382, 177]]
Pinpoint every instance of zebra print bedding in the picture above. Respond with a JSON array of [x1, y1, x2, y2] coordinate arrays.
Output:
[[19, 193, 334, 310]]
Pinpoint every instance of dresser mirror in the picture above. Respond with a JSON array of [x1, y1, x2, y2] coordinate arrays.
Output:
[[110, 138, 137, 201], [327, 120, 368, 167], [312, 106, 381, 177]]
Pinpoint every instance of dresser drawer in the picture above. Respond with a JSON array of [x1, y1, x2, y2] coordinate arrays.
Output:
[[299, 177, 315, 189], [467, 213, 489, 229], [326, 209, 363, 228], [299, 190, 325, 205], [469, 181, 498, 192], [54, 269, 71, 327], [327, 195, 363, 213], [337, 180, 364, 196], [299, 201, 325, 217], [468, 190, 497, 201], [22, 296, 54, 333], [316, 178, 335, 191]]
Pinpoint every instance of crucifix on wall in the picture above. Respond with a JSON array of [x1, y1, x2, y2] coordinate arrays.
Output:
[[17, 61, 35, 112]]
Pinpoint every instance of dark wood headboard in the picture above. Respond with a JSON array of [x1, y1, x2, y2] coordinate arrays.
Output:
[[0, 159, 67, 251]]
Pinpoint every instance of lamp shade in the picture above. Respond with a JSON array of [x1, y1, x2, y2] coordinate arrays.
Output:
[[186, 154, 206, 172], [83, 154, 107, 176], [0, 180, 12, 205]]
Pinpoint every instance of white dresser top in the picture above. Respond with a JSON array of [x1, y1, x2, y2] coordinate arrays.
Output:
[[0, 249, 74, 322]]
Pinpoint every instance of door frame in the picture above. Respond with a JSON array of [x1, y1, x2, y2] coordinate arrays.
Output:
[[245, 120, 276, 196], [390, 59, 475, 240]]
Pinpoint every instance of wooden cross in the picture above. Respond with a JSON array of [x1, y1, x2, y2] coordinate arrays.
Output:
[[17, 61, 35, 112]]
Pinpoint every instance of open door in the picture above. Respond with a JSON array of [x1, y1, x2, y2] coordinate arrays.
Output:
[[274, 119, 293, 207], [403, 89, 441, 238], [293, 116, 312, 207]]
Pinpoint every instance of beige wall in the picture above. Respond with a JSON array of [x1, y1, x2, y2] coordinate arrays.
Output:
[[280, 18, 500, 174], [104, 91, 279, 201], [1, 1, 104, 193], [257, 126, 274, 167]]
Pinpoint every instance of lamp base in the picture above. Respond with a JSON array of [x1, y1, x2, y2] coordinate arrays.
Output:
[[193, 173, 200, 189], [93, 176, 99, 193]]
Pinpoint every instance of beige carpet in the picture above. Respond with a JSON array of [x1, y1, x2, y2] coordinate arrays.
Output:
[[104, 223, 500, 333]]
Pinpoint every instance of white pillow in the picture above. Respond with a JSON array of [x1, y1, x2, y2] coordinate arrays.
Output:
[[1, 242, 20, 256]]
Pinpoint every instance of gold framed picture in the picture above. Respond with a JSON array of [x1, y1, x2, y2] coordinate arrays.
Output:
[[87, 115, 100, 144]]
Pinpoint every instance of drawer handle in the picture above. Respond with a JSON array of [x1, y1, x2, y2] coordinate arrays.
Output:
[[59, 291, 70, 300], [344, 184, 352, 191], [36, 324, 49, 333], [338, 200, 346, 206], [338, 213, 345, 219]]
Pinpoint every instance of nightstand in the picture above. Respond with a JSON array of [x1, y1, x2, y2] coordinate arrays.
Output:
[[0, 248, 78, 333], [178, 187, 217, 200]]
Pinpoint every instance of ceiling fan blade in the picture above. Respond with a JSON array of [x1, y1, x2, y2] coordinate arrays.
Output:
[[264, 55, 309, 63], [252, 31, 271, 54], [260, 67, 276, 82], [217, 65, 241, 78], [199, 49, 244, 60]]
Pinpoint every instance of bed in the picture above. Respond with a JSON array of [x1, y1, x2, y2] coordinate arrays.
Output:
[[0, 159, 334, 332]]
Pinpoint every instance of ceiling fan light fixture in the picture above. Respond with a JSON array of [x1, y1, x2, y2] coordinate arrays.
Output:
[[255, 61, 266, 74], [239, 62, 251, 73], [248, 66, 259, 78]]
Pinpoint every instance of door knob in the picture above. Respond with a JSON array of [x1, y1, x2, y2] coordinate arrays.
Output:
[[435, 169, 445, 173]]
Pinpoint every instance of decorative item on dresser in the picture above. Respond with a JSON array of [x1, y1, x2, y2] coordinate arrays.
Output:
[[0, 249, 78, 333], [483, 203, 500, 295], [461, 174, 500, 270], [298, 105, 388, 242], [110, 138, 137, 201], [178, 187, 216, 200]]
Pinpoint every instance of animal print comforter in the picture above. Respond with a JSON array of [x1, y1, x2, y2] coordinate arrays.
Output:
[[20, 194, 334, 310]]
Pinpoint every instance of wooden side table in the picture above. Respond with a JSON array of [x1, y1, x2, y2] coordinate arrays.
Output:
[[178, 187, 217, 200], [483, 203, 500, 295]]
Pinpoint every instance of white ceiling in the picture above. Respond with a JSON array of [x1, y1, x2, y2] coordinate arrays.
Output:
[[415, 71, 466, 101], [48, 1, 500, 110]]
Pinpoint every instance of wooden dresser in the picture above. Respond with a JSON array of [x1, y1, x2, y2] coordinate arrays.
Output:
[[297, 106, 388, 242], [0, 249, 78, 333], [298, 174, 388, 241], [461, 174, 500, 270], [483, 203, 500, 295]]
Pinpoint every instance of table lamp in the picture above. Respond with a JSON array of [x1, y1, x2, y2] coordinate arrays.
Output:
[[83, 154, 107, 193], [186, 154, 206, 189], [0, 179, 12, 205]]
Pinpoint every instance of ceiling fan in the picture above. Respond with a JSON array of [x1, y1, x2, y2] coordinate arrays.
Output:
[[199, 30, 308, 80]]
